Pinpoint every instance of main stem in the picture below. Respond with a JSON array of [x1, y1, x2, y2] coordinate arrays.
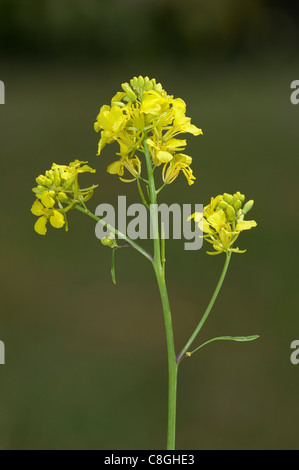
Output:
[[144, 139, 178, 450]]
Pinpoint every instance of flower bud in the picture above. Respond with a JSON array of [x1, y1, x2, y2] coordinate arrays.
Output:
[[101, 236, 115, 248], [121, 83, 137, 101], [58, 192, 68, 202], [112, 101, 125, 107], [235, 191, 245, 202], [242, 200, 254, 215], [145, 81, 154, 91], [234, 199, 242, 211], [46, 170, 54, 182], [223, 193, 234, 205], [36, 175, 46, 185], [137, 75, 144, 88], [218, 200, 228, 210], [226, 204, 236, 222], [64, 177, 75, 190], [53, 170, 61, 187]]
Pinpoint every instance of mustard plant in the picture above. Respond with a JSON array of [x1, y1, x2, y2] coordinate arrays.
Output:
[[31, 76, 258, 449]]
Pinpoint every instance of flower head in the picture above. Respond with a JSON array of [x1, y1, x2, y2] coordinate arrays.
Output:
[[31, 160, 97, 235], [190, 192, 257, 255], [94, 76, 202, 184]]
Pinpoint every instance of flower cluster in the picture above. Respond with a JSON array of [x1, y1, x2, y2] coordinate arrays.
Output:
[[31, 160, 97, 235], [190, 192, 257, 255], [94, 76, 202, 185]]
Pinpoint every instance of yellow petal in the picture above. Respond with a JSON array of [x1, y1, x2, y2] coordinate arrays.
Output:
[[175, 153, 192, 166], [41, 191, 55, 208], [94, 122, 101, 133], [172, 98, 186, 113], [107, 160, 124, 176], [31, 199, 45, 216], [164, 139, 186, 152], [207, 210, 226, 228], [188, 212, 202, 223], [235, 220, 257, 231], [230, 248, 247, 254], [140, 91, 162, 114], [156, 151, 173, 163], [96, 105, 127, 134], [202, 219, 213, 233], [50, 210, 65, 229], [77, 164, 96, 174], [146, 138, 160, 150], [183, 121, 203, 136], [34, 216, 48, 235], [97, 131, 111, 156], [111, 91, 126, 104]]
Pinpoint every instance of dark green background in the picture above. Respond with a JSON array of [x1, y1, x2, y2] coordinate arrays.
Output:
[[1, 0, 299, 449]]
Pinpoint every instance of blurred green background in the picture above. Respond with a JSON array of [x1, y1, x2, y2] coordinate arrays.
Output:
[[1, 0, 299, 450]]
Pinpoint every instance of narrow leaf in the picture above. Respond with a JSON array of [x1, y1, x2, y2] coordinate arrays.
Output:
[[188, 335, 260, 357], [214, 335, 260, 342]]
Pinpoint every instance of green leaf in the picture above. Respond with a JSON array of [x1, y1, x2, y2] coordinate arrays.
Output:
[[213, 335, 260, 342], [188, 335, 260, 357]]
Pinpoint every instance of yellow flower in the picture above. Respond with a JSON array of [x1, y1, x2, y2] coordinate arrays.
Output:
[[33, 160, 97, 202], [31, 160, 97, 235], [162, 154, 195, 185], [140, 90, 164, 115], [171, 98, 203, 136], [190, 192, 257, 255], [31, 200, 65, 235], [107, 156, 141, 182], [93, 76, 202, 185], [94, 105, 128, 135]]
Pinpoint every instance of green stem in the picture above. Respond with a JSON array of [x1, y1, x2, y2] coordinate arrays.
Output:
[[136, 177, 150, 209], [74, 204, 153, 263], [144, 139, 177, 450], [156, 182, 167, 195], [177, 252, 232, 364]]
